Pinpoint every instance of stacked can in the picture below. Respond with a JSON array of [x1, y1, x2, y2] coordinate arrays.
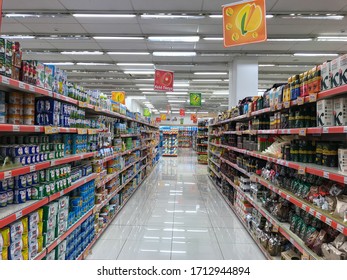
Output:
[[23, 93, 35, 125], [7, 92, 23, 125], [0, 91, 6, 123]]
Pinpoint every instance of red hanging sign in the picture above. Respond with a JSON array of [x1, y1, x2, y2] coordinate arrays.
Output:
[[156, 117, 161, 123], [180, 108, 185, 117], [154, 69, 174, 92]]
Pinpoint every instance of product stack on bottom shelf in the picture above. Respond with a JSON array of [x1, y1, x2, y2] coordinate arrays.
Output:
[[208, 55, 347, 260], [162, 128, 178, 157], [197, 120, 209, 165], [0, 39, 159, 260]]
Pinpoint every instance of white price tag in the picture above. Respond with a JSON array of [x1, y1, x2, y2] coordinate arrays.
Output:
[[337, 224, 344, 233], [51, 160, 56, 166], [4, 171, 12, 179], [323, 172, 329, 179], [47, 91, 53, 97], [344, 126, 347, 133], [30, 165, 36, 172], [323, 127, 329, 133], [19, 82, 25, 89], [29, 85, 35, 92], [309, 208, 315, 215], [60, 190, 64, 196], [325, 217, 332, 226], [286, 195, 291, 201], [15, 210, 23, 219], [290, 238, 294, 243], [345, 177, 347, 185], [301, 204, 307, 211], [2, 76, 9, 85], [278, 190, 282, 196], [34, 126, 41, 132], [12, 125, 20, 132], [315, 212, 322, 220]]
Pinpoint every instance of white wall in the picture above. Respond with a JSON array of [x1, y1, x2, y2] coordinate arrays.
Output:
[[125, 98, 144, 115]]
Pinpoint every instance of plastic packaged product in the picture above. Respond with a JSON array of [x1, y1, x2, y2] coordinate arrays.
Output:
[[0, 191, 7, 207], [7, 190, 13, 204], [8, 239, 24, 260], [43, 216, 57, 233], [45, 250, 55, 260], [14, 189, 26, 204], [42, 202, 59, 220], [334, 97, 347, 126], [43, 228, 56, 247]]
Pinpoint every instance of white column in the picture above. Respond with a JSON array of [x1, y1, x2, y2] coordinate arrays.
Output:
[[228, 57, 258, 109]]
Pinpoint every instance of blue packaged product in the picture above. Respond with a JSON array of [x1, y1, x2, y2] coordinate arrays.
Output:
[[26, 173, 33, 186], [31, 155, 36, 164], [32, 172, 39, 184], [11, 145, 24, 157], [14, 189, 26, 204], [0, 179, 8, 191], [7, 190, 13, 204], [15, 175, 27, 189], [8, 177, 14, 189], [0, 191, 7, 207], [26, 187, 31, 201]]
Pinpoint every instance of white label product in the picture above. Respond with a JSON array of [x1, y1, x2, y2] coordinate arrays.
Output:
[[334, 97, 347, 126], [340, 54, 347, 86], [338, 149, 347, 174], [330, 58, 341, 88], [317, 99, 334, 127]]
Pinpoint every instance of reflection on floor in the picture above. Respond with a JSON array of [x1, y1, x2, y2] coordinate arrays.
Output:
[[87, 149, 266, 260]]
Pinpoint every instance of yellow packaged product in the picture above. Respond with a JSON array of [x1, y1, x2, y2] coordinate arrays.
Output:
[[22, 234, 28, 249], [22, 248, 29, 260], [1, 247, 8, 260], [37, 236, 43, 252], [21, 217, 28, 234], [0, 227, 10, 247], [38, 208, 43, 222], [38, 222, 43, 237]]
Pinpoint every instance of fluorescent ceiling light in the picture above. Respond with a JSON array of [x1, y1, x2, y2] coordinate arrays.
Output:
[[266, 14, 274, 19], [220, 104, 229, 107], [1, 35, 35, 39], [194, 72, 228, 75], [267, 38, 313, 42], [209, 15, 223, 18], [153, 52, 196, 57], [259, 64, 275, 67], [141, 14, 204, 19], [317, 36, 347, 42], [213, 91, 229, 95], [174, 83, 189, 87], [107, 52, 150, 55], [148, 36, 199, 42], [124, 71, 155, 74], [159, 110, 167, 113], [168, 100, 186, 103], [203, 37, 223, 41], [192, 79, 223, 82], [171, 111, 180, 114], [61, 51, 103, 55], [73, 14, 136, 18], [94, 36, 144, 40], [117, 63, 154, 66], [76, 62, 113, 65], [166, 92, 188, 95], [282, 15, 344, 20], [294, 53, 338, 57], [139, 88, 154, 91], [37, 35, 91, 40], [5, 13, 40, 18], [142, 92, 158, 94], [198, 111, 209, 114], [135, 78, 154, 81], [44, 62, 74, 66]]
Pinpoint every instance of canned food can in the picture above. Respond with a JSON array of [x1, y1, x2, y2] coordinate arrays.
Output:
[[8, 92, 23, 105], [32, 172, 38, 184], [23, 105, 35, 115], [38, 170, 45, 182], [0, 179, 8, 191], [8, 177, 14, 189], [7, 104, 23, 115], [11, 146, 24, 157], [21, 145, 30, 155], [7, 114, 23, 125], [15, 175, 27, 189], [43, 183, 51, 197], [55, 168, 60, 180], [23, 116, 35, 125], [23, 94, 35, 106], [14, 189, 26, 204]]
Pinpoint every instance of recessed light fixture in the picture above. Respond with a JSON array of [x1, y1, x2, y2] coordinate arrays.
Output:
[[148, 36, 200, 42], [213, 91, 229, 95], [73, 14, 136, 18], [1, 35, 35, 39], [124, 71, 155, 74], [293, 53, 339, 57], [141, 14, 205, 19], [282, 15, 344, 20], [259, 64, 275, 67], [94, 36, 144, 40], [209, 15, 223, 18], [192, 79, 223, 82], [107, 52, 150, 55], [168, 100, 186, 103], [61, 51, 103, 55], [139, 88, 155, 91], [117, 63, 154, 66], [166, 92, 188, 95], [267, 38, 313, 42], [317, 36, 347, 42], [198, 111, 209, 114], [76, 62, 113, 66], [194, 72, 228, 75], [153, 52, 196, 57], [142, 92, 158, 94], [44, 62, 74, 66]]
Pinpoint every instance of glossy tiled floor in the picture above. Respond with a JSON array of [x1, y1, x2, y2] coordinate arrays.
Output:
[[87, 150, 266, 260]]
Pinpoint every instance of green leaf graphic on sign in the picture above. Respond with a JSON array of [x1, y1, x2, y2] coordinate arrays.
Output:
[[190, 92, 202, 107], [144, 108, 151, 117]]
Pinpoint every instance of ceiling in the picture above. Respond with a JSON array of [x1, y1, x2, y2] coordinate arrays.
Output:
[[2, 0, 347, 114]]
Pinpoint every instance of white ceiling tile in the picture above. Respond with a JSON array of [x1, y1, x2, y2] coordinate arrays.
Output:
[[22, 23, 86, 34], [131, 0, 203, 11], [18, 41, 56, 50], [267, 24, 317, 35], [198, 24, 222, 35], [147, 42, 196, 51], [96, 42, 148, 50], [3, 0, 66, 10], [22, 54, 71, 61], [58, 0, 133, 10], [141, 24, 199, 34], [289, 42, 346, 52], [271, 0, 347, 12], [81, 23, 142, 34], [48, 41, 101, 50], [75, 18, 139, 24], [241, 42, 294, 52], [2, 23, 33, 33], [14, 16, 79, 24]]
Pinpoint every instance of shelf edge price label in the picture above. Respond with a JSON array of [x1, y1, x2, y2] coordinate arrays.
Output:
[[284, 101, 290, 109], [315, 212, 322, 220], [79, 101, 87, 108], [2, 76, 10, 85], [44, 126, 58, 134], [325, 217, 332, 226], [299, 128, 307, 136], [15, 210, 23, 219], [77, 128, 87, 135], [88, 129, 96, 135], [4, 171, 12, 179], [309, 93, 317, 103], [12, 125, 20, 132], [34, 126, 41, 132], [323, 127, 329, 133], [298, 166, 306, 175], [272, 224, 279, 233], [309, 208, 315, 216], [323, 171, 329, 179], [337, 224, 344, 233], [29, 85, 35, 92], [297, 97, 304, 105], [344, 176, 347, 185], [94, 106, 101, 112], [301, 251, 310, 260], [301, 204, 307, 211], [19, 82, 25, 89], [30, 165, 36, 172]]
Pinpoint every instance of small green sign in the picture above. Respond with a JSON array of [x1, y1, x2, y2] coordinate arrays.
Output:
[[180, 118, 184, 125], [190, 92, 202, 107], [144, 108, 151, 117]]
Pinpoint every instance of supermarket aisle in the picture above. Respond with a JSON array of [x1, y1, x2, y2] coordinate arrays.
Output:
[[87, 150, 265, 260]]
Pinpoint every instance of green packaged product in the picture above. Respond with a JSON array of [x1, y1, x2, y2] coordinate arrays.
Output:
[[38, 170, 45, 183], [31, 185, 43, 200], [42, 202, 59, 220], [42, 183, 51, 197], [46, 169, 55, 182]]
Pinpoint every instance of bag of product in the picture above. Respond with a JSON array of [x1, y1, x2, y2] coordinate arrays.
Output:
[[332, 234, 347, 249], [312, 230, 328, 256], [305, 226, 319, 248], [334, 195, 347, 221], [322, 243, 347, 260]]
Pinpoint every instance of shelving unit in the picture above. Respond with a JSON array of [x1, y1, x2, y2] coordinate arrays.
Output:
[[162, 130, 178, 157], [208, 77, 347, 261], [0, 75, 159, 260], [197, 120, 209, 164]]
